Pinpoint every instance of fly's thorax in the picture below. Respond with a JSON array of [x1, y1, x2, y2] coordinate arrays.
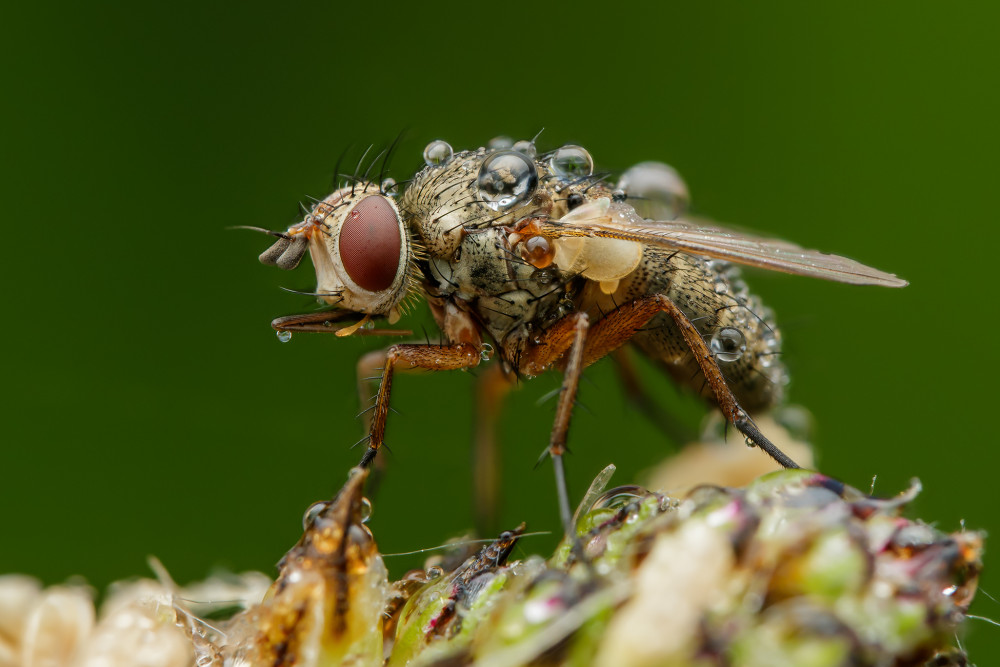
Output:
[[481, 270, 578, 354], [401, 147, 552, 259], [426, 224, 578, 353], [300, 184, 414, 319]]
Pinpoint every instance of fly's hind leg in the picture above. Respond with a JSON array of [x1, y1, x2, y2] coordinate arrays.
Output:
[[519, 294, 798, 536], [647, 295, 799, 469], [583, 294, 800, 470]]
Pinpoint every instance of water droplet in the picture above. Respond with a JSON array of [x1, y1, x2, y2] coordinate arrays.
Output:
[[549, 145, 593, 180], [595, 489, 643, 511], [381, 177, 398, 196], [277, 330, 292, 343], [532, 268, 556, 284], [512, 139, 537, 158], [426, 565, 444, 580], [302, 500, 329, 529], [617, 161, 690, 219], [745, 437, 755, 448], [423, 140, 453, 167], [713, 277, 729, 295], [710, 327, 746, 363], [359, 497, 373, 523], [731, 278, 750, 301], [488, 135, 513, 150], [611, 188, 626, 202], [477, 150, 538, 209], [762, 328, 781, 350], [363, 319, 375, 329], [479, 343, 494, 361], [521, 235, 554, 268]]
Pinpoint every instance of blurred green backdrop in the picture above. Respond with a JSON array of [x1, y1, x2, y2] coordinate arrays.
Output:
[[3, 0, 998, 661]]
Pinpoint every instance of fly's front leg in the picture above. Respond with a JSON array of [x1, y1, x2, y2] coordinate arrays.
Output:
[[358, 332, 506, 534], [359, 343, 482, 467], [357, 348, 391, 435], [356, 347, 394, 495], [272, 311, 411, 337]]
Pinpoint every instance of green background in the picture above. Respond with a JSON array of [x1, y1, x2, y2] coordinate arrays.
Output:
[[4, 1, 998, 660]]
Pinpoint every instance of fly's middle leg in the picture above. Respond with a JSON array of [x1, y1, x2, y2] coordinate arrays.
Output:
[[520, 312, 591, 536], [473, 362, 516, 536]]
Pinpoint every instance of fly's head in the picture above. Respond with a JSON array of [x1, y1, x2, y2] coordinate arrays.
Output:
[[401, 141, 553, 259], [257, 182, 415, 324]]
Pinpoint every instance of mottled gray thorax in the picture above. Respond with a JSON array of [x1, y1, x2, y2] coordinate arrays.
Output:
[[424, 228, 576, 364]]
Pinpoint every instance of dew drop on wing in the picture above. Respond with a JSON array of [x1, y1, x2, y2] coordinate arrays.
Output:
[[277, 330, 292, 343], [423, 140, 454, 166], [359, 497, 373, 523]]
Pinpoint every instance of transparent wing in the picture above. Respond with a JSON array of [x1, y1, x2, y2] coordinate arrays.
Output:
[[537, 200, 907, 287]]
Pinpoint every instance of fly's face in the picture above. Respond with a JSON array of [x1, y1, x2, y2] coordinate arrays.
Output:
[[259, 183, 414, 324]]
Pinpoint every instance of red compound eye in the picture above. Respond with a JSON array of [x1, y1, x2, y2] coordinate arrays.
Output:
[[338, 195, 402, 292]]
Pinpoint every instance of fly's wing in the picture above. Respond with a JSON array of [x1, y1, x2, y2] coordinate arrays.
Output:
[[537, 199, 907, 287]]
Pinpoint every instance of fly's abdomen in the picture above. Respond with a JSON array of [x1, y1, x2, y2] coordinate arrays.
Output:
[[604, 248, 788, 412]]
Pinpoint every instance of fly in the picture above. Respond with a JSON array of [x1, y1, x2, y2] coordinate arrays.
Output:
[[246, 136, 906, 534]]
